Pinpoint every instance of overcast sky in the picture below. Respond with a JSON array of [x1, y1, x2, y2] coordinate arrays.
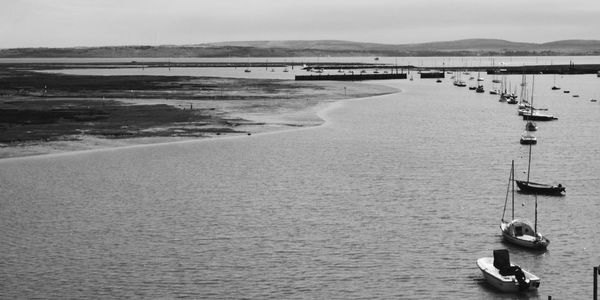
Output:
[[2, 0, 600, 48]]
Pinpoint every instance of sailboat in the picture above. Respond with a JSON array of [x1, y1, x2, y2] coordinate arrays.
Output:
[[475, 71, 485, 93], [522, 75, 558, 121], [551, 74, 561, 90], [515, 136, 566, 195], [244, 57, 251, 73], [501, 161, 550, 250]]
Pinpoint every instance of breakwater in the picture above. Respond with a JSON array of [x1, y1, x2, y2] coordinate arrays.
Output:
[[295, 73, 407, 81]]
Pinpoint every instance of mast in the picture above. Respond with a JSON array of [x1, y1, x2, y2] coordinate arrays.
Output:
[[502, 160, 514, 222], [526, 75, 535, 183], [527, 143, 532, 183], [534, 195, 538, 233], [512, 161, 515, 220]]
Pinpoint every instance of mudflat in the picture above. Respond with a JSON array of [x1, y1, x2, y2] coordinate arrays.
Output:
[[0, 65, 398, 158]]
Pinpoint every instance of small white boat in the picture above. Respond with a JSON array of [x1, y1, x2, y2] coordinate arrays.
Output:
[[477, 249, 540, 293], [519, 134, 537, 145]]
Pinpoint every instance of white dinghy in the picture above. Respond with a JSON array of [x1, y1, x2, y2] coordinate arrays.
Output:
[[477, 249, 540, 293]]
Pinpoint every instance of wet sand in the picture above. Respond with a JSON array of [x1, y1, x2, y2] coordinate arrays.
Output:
[[0, 67, 398, 158]]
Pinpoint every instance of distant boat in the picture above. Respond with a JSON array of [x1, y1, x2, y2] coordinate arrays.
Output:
[[525, 121, 537, 131], [501, 161, 549, 250], [551, 74, 561, 90], [476, 85, 485, 93], [477, 249, 540, 292], [521, 75, 557, 121], [244, 57, 251, 73], [520, 133, 537, 145], [436, 78, 442, 83], [522, 113, 557, 121], [489, 88, 500, 95]]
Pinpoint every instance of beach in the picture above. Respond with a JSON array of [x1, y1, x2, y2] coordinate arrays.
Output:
[[0, 66, 398, 158]]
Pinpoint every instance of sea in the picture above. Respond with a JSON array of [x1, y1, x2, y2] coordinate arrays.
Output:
[[1, 57, 600, 299]]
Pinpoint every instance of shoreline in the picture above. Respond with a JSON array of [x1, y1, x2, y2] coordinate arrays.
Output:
[[0, 91, 400, 162], [0, 68, 399, 159]]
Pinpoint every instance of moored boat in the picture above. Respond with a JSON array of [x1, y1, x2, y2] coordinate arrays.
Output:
[[519, 134, 537, 145], [515, 180, 565, 195], [525, 121, 537, 131], [522, 113, 557, 121], [477, 249, 540, 293], [501, 161, 550, 250]]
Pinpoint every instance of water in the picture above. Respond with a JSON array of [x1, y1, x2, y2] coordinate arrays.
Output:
[[3, 55, 600, 67], [1, 74, 600, 299]]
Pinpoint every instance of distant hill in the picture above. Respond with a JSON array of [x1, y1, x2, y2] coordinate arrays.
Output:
[[2, 39, 600, 58]]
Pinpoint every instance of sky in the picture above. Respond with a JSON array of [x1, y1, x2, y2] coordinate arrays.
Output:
[[2, 0, 600, 48]]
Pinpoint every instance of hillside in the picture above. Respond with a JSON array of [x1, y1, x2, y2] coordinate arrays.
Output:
[[1, 39, 600, 58]]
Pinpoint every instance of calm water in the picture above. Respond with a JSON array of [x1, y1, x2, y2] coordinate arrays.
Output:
[[1, 74, 600, 299], [3, 55, 600, 67]]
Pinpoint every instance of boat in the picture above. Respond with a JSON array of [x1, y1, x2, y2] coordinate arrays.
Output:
[[477, 249, 541, 292], [516, 134, 565, 195], [525, 121, 537, 131], [551, 74, 561, 90], [515, 180, 565, 195], [521, 75, 557, 121], [436, 78, 442, 83], [522, 113, 557, 121], [476, 85, 485, 93], [489, 88, 500, 95], [519, 133, 537, 145], [501, 161, 549, 250], [454, 80, 466, 86], [244, 57, 251, 73]]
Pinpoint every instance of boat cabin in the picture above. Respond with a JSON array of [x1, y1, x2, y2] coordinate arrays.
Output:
[[505, 219, 536, 238]]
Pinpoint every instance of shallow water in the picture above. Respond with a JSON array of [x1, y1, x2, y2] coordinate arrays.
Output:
[[1, 74, 600, 299]]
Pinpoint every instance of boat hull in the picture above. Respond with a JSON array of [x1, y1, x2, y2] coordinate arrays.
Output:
[[522, 114, 557, 121], [515, 180, 565, 195], [519, 138, 537, 145], [477, 257, 540, 293]]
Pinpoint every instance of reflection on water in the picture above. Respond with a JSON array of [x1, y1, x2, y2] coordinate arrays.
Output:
[[1, 73, 600, 299]]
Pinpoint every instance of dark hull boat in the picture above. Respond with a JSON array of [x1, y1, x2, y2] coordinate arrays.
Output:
[[515, 180, 565, 196], [522, 113, 557, 121]]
